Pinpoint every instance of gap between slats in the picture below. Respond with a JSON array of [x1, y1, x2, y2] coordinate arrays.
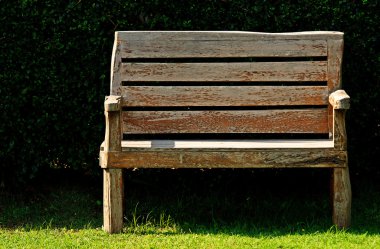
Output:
[[122, 133, 330, 140], [121, 57, 327, 63], [121, 81, 328, 86]]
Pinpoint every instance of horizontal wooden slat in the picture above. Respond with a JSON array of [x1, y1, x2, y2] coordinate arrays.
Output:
[[121, 86, 328, 107], [100, 149, 347, 168], [122, 109, 328, 134], [118, 31, 343, 42], [121, 39, 327, 58], [120, 139, 334, 149], [122, 61, 327, 82]]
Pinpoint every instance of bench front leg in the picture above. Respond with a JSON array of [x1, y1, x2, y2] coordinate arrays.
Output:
[[329, 90, 351, 228], [332, 167, 351, 228], [103, 95, 124, 233], [104, 169, 124, 233]]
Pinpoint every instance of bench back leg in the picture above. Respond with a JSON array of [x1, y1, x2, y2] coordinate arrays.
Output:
[[332, 167, 351, 228], [103, 169, 124, 233]]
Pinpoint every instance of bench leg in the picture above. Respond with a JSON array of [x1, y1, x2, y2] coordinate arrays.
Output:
[[103, 169, 124, 233], [331, 167, 351, 228]]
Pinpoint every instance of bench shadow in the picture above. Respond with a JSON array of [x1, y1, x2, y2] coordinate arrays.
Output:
[[1, 169, 379, 237]]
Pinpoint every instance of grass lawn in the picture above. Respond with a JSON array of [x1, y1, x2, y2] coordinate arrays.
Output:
[[1, 169, 380, 248]]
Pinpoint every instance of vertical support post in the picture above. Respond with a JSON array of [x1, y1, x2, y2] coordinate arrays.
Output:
[[330, 97, 351, 228], [104, 168, 124, 233], [333, 109, 347, 150], [332, 167, 351, 228], [327, 38, 344, 139], [103, 96, 123, 233]]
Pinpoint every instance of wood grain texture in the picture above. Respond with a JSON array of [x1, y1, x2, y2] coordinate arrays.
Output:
[[99, 149, 347, 169], [105, 95, 121, 112], [121, 39, 327, 58], [327, 39, 344, 137], [117, 31, 344, 42], [122, 61, 327, 82], [332, 167, 351, 228], [122, 109, 329, 134], [121, 86, 328, 107], [329, 90, 350, 110], [103, 169, 124, 233], [110, 33, 123, 95], [104, 111, 121, 152], [334, 110, 347, 150], [327, 39, 344, 91]]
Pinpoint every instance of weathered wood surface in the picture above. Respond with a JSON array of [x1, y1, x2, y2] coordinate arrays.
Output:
[[120, 39, 327, 58], [334, 110, 348, 150], [329, 90, 350, 110], [122, 61, 327, 82], [332, 167, 351, 228], [110, 33, 123, 95], [103, 111, 121, 153], [100, 139, 334, 150], [118, 31, 344, 42], [104, 95, 121, 112], [122, 109, 328, 134], [327, 39, 344, 91], [329, 90, 349, 146], [100, 149, 347, 169], [117, 139, 334, 149], [121, 86, 328, 107], [103, 95, 123, 233], [327, 39, 344, 137], [103, 169, 124, 233]]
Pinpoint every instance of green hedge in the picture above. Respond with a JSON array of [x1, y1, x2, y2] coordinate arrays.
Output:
[[1, 0, 379, 187]]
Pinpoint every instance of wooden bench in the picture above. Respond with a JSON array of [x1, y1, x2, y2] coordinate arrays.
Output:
[[99, 31, 351, 233]]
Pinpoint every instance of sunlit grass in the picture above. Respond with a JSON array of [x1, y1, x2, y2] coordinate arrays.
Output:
[[1, 169, 379, 248]]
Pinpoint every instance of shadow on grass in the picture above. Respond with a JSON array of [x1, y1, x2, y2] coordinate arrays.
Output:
[[1, 168, 379, 236]]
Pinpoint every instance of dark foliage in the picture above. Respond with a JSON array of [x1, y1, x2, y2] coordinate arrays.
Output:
[[0, 0, 379, 187]]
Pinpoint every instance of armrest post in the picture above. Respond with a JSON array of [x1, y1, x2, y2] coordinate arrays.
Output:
[[329, 90, 350, 150], [333, 109, 347, 150], [104, 96, 121, 152]]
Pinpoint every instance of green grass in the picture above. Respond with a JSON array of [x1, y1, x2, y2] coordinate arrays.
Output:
[[1, 169, 380, 248]]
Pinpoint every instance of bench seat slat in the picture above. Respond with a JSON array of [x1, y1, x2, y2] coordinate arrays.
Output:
[[122, 109, 328, 134], [121, 86, 328, 107], [122, 61, 327, 82], [100, 149, 346, 169], [120, 139, 334, 149]]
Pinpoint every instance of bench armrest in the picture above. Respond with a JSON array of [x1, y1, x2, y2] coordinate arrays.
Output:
[[329, 90, 350, 110], [329, 90, 349, 150], [102, 96, 122, 157], [104, 95, 121, 112]]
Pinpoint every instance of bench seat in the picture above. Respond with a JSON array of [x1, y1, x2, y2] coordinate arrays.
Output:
[[100, 139, 346, 169]]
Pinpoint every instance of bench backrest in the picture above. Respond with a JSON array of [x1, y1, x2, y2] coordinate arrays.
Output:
[[110, 31, 343, 139]]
